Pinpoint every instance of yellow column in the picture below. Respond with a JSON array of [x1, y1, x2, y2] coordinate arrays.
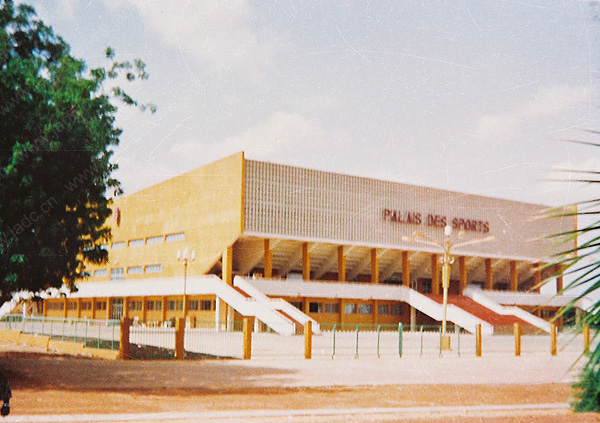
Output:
[[243, 317, 254, 360], [550, 324, 557, 356], [476, 324, 482, 357], [510, 260, 518, 292], [76, 298, 82, 319], [431, 254, 439, 294], [175, 318, 185, 360], [402, 251, 410, 287], [120, 317, 132, 360], [338, 245, 346, 282], [304, 321, 313, 359], [141, 298, 147, 324], [63, 298, 68, 318], [340, 299, 345, 325], [459, 256, 467, 295], [91, 297, 96, 320], [302, 242, 311, 281], [485, 259, 493, 290], [106, 298, 111, 320], [371, 248, 379, 284], [123, 297, 129, 319], [263, 239, 272, 278], [373, 300, 379, 324], [223, 246, 233, 285]]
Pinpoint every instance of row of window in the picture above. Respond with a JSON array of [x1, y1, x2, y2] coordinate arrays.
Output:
[[110, 232, 185, 250], [295, 302, 403, 316], [46, 299, 214, 313], [46, 301, 107, 311], [94, 264, 164, 279]]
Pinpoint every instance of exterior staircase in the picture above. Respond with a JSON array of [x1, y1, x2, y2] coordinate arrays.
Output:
[[427, 294, 531, 328]]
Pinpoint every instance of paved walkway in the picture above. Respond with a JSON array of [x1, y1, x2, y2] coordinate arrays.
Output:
[[0, 402, 571, 423]]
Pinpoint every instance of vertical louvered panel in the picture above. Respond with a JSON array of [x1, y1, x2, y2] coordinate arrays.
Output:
[[243, 160, 572, 261]]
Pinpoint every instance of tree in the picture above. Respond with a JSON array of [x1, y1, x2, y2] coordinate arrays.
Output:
[[549, 138, 600, 411], [0, 1, 153, 296]]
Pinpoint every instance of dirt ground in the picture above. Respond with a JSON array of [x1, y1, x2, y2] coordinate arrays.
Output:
[[1, 341, 600, 422]]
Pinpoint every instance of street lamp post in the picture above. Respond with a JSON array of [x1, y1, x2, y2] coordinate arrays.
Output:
[[403, 225, 494, 350], [177, 247, 195, 320]]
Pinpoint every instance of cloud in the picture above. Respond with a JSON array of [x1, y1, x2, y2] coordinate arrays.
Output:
[[109, 0, 281, 76], [473, 85, 592, 142]]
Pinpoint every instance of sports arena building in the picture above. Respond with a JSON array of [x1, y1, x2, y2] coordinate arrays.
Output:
[[42, 152, 581, 334]]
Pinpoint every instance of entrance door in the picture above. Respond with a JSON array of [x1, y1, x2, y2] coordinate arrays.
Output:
[[111, 298, 124, 320]]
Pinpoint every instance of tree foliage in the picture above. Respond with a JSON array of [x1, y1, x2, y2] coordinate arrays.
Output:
[[549, 139, 600, 412], [0, 1, 153, 295]]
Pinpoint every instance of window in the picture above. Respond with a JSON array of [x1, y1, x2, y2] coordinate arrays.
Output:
[[110, 268, 124, 281], [309, 302, 322, 313], [145, 264, 163, 274], [378, 304, 389, 315], [291, 301, 303, 311], [147, 301, 155, 311], [201, 300, 212, 311], [344, 303, 356, 314], [94, 269, 108, 277], [96, 301, 107, 311], [146, 235, 163, 245], [59, 302, 64, 310], [165, 232, 185, 242], [390, 304, 403, 316], [324, 303, 339, 314], [111, 241, 125, 249], [422, 279, 432, 294], [68, 302, 77, 310], [168, 300, 176, 311], [156, 301, 162, 311], [189, 300, 199, 311], [176, 300, 184, 311], [358, 304, 372, 315], [81, 302, 88, 311], [128, 239, 144, 247], [129, 301, 137, 311], [127, 266, 143, 274]]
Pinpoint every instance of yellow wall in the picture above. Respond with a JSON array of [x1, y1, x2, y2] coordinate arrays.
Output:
[[87, 152, 245, 281]]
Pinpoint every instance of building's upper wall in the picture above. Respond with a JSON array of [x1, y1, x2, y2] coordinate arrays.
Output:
[[243, 160, 575, 262], [88, 153, 245, 280]]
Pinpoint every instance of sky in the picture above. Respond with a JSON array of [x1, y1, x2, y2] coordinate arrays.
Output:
[[21, 0, 600, 210]]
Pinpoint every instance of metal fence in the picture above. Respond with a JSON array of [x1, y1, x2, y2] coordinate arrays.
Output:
[[1, 314, 120, 350], [1, 315, 595, 360]]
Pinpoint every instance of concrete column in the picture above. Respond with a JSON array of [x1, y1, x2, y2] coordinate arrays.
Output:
[[243, 317, 254, 360], [510, 260, 518, 292], [302, 242, 311, 281], [550, 324, 557, 356], [264, 239, 272, 278], [106, 298, 112, 320], [76, 299, 82, 319], [338, 245, 346, 282], [304, 321, 312, 359], [514, 323, 521, 356], [402, 251, 410, 288], [91, 297, 96, 320], [431, 254, 439, 294], [123, 297, 129, 319], [485, 259, 493, 290], [120, 317, 132, 360], [161, 296, 167, 323], [175, 318, 185, 360], [371, 248, 379, 284], [373, 300, 379, 324], [459, 256, 467, 295], [63, 298, 68, 318], [223, 246, 233, 286]]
